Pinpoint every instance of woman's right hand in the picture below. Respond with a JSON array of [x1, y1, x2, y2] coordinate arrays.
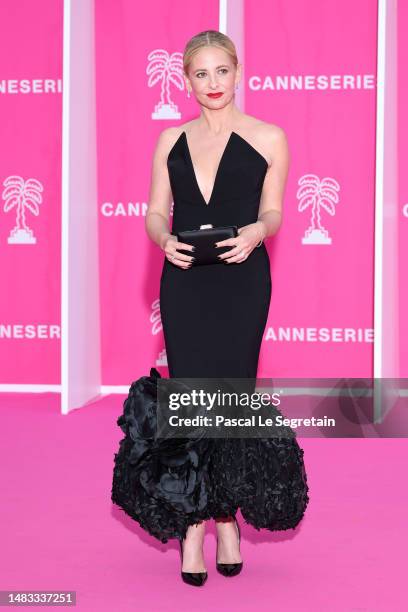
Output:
[[163, 234, 195, 269]]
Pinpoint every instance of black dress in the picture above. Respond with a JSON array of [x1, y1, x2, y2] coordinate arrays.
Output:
[[111, 130, 310, 543]]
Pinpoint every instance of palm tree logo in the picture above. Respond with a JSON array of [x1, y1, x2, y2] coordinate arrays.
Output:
[[2, 175, 43, 244], [297, 174, 340, 244], [156, 348, 167, 367], [150, 297, 162, 334], [150, 297, 168, 367], [147, 49, 184, 120]]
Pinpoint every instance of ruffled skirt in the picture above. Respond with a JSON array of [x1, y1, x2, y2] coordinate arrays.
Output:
[[111, 368, 310, 543]]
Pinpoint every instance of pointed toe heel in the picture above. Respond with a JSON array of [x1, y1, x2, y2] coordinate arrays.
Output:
[[216, 518, 243, 577], [216, 561, 243, 577], [179, 539, 208, 587]]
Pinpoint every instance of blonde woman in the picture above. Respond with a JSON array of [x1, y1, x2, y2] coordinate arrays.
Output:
[[112, 29, 309, 587]]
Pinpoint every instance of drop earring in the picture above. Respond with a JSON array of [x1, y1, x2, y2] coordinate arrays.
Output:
[[187, 88, 190, 98]]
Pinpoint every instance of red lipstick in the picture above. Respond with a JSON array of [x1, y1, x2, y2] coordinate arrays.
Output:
[[207, 92, 223, 98]]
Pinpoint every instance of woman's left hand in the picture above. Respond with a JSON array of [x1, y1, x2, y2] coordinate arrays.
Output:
[[215, 221, 266, 264]]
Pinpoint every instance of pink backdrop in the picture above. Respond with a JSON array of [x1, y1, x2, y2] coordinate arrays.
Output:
[[95, 1, 220, 384], [0, 0, 406, 386], [245, 0, 377, 377], [0, 0, 62, 384], [96, 0, 379, 385], [398, 0, 408, 377]]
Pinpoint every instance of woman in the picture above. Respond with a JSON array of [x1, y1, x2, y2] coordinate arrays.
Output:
[[112, 29, 309, 587]]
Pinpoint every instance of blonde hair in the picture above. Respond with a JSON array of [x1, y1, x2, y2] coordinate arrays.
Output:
[[183, 30, 238, 75]]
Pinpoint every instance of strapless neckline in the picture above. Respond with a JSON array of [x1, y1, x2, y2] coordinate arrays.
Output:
[[181, 130, 268, 208]]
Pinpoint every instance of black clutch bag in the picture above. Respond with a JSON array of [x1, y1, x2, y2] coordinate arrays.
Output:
[[175, 224, 238, 266]]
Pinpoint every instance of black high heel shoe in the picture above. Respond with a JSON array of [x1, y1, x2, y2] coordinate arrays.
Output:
[[216, 517, 243, 577], [178, 539, 208, 587]]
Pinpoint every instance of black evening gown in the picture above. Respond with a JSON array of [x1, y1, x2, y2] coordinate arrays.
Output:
[[111, 130, 310, 543]]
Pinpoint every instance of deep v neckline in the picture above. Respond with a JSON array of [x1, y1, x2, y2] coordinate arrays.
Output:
[[183, 130, 234, 207]]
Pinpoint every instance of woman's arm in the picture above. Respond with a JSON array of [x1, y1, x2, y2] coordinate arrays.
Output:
[[145, 128, 194, 269], [145, 128, 177, 249], [255, 124, 290, 242]]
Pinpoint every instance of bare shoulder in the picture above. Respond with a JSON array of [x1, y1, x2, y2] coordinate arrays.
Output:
[[153, 126, 183, 159], [263, 123, 289, 166], [237, 117, 288, 166], [252, 119, 288, 149]]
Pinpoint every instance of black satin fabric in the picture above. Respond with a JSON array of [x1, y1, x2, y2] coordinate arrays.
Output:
[[111, 130, 310, 543]]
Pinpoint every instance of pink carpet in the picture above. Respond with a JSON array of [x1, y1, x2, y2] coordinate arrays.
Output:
[[1, 392, 406, 611]]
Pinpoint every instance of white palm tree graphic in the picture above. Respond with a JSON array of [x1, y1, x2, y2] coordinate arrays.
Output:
[[297, 174, 340, 245], [147, 49, 183, 120], [150, 298, 162, 335], [150, 298, 168, 367], [3, 175, 43, 244]]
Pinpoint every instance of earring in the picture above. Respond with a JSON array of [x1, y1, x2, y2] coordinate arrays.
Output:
[[187, 89, 190, 98]]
